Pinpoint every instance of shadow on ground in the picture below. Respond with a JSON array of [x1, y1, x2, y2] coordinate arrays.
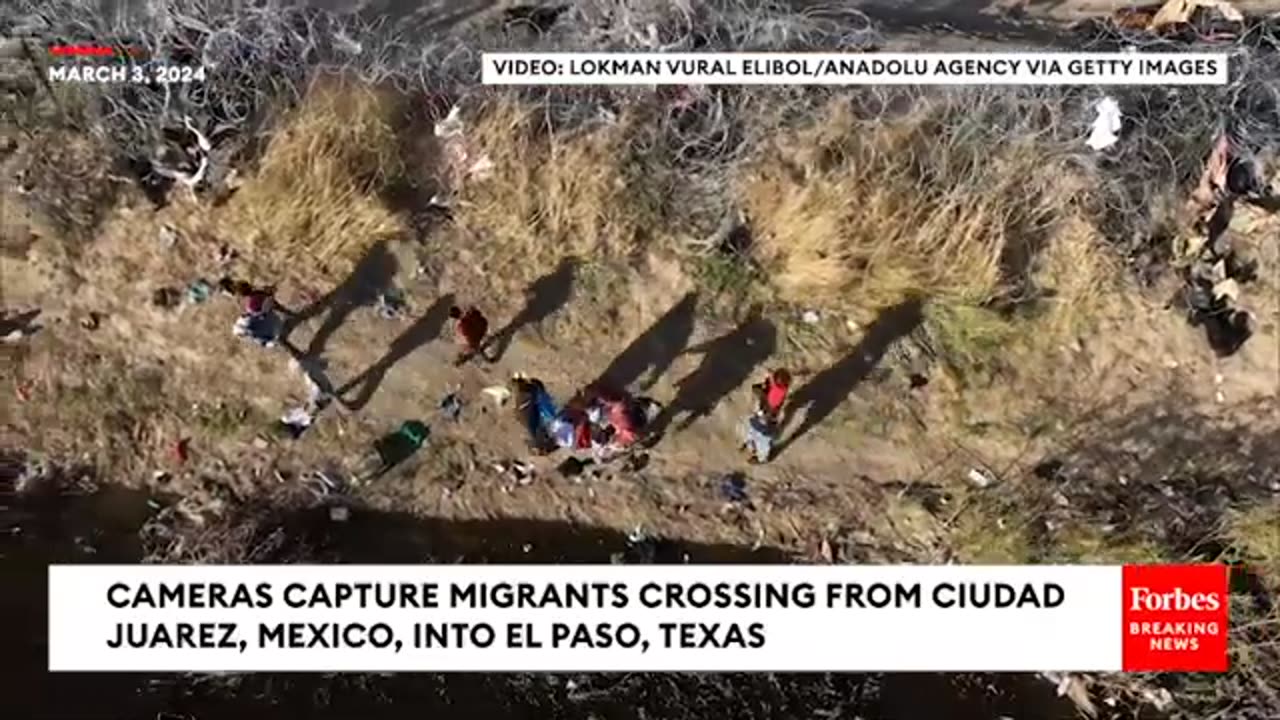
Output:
[[651, 303, 776, 435], [591, 291, 700, 393], [283, 240, 399, 359], [2, 466, 1093, 720], [338, 293, 456, 411], [776, 298, 924, 457], [487, 258, 579, 362]]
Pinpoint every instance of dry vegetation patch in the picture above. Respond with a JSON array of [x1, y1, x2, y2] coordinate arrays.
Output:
[[446, 100, 662, 285], [739, 95, 1123, 372], [216, 77, 407, 279]]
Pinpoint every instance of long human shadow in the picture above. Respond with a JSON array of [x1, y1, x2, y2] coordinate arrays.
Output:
[[485, 257, 577, 361], [282, 241, 399, 360], [650, 304, 776, 436], [774, 298, 924, 458], [337, 294, 455, 411], [590, 291, 700, 393]]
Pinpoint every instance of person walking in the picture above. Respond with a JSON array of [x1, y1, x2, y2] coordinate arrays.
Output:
[[740, 369, 790, 464], [227, 279, 282, 348], [449, 305, 492, 366], [752, 368, 791, 421]]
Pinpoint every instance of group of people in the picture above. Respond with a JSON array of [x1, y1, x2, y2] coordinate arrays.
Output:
[[225, 285, 794, 465]]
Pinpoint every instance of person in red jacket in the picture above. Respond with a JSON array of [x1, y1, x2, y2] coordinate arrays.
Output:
[[449, 305, 492, 366], [752, 368, 791, 421]]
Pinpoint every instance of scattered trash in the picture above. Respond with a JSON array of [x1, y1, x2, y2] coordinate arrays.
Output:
[[967, 467, 996, 489], [152, 287, 181, 309], [329, 506, 350, 522], [15, 379, 33, 402], [435, 105, 494, 192], [720, 472, 749, 504], [1212, 277, 1240, 303], [801, 310, 821, 324], [353, 421, 429, 484], [557, 456, 594, 479], [186, 279, 212, 305], [158, 224, 179, 248], [439, 392, 463, 421], [2, 309, 41, 342], [1178, 133, 1262, 358], [376, 290, 405, 319], [1086, 96, 1122, 151], [278, 407, 315, 440]]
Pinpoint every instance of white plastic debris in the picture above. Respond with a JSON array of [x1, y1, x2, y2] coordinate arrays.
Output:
[[1086, 97, 1122, 151], [281, 407, 315, 429], [967, 468, 995, 488], [1213, 278, 1240, 302], [434, 106, 465, 139], [802, 310, 821, 324], [482, 385, 512, 406], [329, 506, 350, 522], [433, 105, 492, 188]]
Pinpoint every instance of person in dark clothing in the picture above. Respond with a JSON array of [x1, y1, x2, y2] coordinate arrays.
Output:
[[449, 305, 493, 366], [224, 278, 282, 347]]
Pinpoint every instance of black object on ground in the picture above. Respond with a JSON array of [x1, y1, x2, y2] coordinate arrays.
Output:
[[151, 287, 181, 309], [720, 472, 749, 504], [557, 456, 593, 479]]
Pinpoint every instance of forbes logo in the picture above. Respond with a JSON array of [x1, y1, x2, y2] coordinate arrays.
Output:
[[1121, 564, 1230, 673], [1129, 586, 1223, 613]]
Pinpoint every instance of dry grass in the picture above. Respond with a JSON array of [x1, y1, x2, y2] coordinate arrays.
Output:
[[1226, 501, 1280, 585], [217, 77, 406, 278], [447, 100, 661, 284], [739, 97, 1120, 364]]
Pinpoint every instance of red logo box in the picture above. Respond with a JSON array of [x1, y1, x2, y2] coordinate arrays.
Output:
[[1122, 564, 1229, 672]]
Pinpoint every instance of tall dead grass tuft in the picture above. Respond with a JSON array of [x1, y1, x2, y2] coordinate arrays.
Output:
[[739, 97, 1115, 348], [448, 100, 659, 284], [219, 77, 406, 277]]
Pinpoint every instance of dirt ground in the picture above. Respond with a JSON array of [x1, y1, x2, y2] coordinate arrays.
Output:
[[4, 160, 1277, 561]]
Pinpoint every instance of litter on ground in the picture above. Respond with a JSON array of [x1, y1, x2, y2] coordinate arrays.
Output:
[[1086, 97, 1122, 151]]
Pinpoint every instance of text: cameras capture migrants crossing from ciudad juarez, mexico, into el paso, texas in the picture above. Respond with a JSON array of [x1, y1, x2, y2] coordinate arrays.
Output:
[[50, 564, 1230, 673]]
